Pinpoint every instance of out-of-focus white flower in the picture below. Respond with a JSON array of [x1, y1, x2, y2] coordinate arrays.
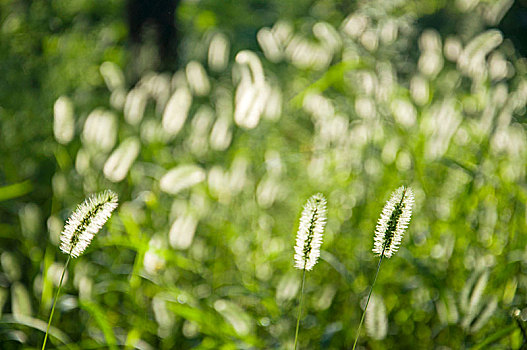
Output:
[[160, 165, 206, 195], [53, 96, 75, 145]]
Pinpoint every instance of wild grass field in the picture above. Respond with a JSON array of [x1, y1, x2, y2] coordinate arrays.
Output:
[[1, 0, 527, 348]]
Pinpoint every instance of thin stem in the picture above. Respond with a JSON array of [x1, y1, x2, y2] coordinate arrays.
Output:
[[352, 249, 385, 350], [42, 255, 71, 350], [294, 266, 307, 350]]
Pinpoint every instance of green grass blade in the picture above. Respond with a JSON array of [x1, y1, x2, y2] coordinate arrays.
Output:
[[79, 300, 118, 350], [0, 181, 33, 202]]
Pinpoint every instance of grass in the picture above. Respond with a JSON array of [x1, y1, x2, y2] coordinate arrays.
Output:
[[1, 0, 527, 348]]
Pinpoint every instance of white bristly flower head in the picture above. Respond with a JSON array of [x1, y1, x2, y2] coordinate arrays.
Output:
[[60, 190, 119, 258], [294, 193, 327, 271], [373, 186, 414, 258]]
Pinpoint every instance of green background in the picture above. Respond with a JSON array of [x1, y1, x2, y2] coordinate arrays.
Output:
[[1, 0, 527, 348]]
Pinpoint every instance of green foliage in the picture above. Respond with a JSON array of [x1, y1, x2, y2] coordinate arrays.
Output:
[[1, 0, 527, 348]]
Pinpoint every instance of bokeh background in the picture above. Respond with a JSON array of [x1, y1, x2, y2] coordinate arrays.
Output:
[[1, 0, 527, 348]]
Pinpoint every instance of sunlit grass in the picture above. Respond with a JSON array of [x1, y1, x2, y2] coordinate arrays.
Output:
[[1, 0, 527, 348]]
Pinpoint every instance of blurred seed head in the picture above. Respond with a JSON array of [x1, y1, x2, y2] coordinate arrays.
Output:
[[228, 156, 249, 194], [78, 276, 93, 301], [82, 109, 117, 152], [186, 61, 210, 96], [214, 299, 253, 336], [144, 237, 166, 274], [169, 214, 198, 250], [99, 61, 125, 92], [419, 29, 442, 52], [258, 27, 282, 62], [410, 75, 429, 106], [418, 50, 443, 77], [458, 30, 503, 78], [342, 13, 368, 38], [444, 36, 462, 62], [53, 96, 75, 145], [315, 285, 337, 311], [285, 35, 332, 70], [124, 88, 148, 125], [187, 106, 214, 156], [103, 137, 141, 182], [276, 273, 300, 303], [423, 99, 461, 160], [182, 320, 200, 338], [153, 295, 175, 338], [313, 22, 341, 53], [256, 176, 283, 209], [160, 165, 206, 195], [47, 215, 63, 246], [303, 93, 335, 120], [271, 20, 293, 47], [75, 148, 91, 176], [365, 294, 388, 340], [355, 96, 376, 119], [437, 293, 459, 325], [488, 52, 508, 81], [19, 203, 41, 239], [361, 29, 378, 52], [483, 0, 514, 25], [460, 270, 497, 332], [163, 87, 192, 137], [263, 87, 282, 121], [143, 73, 171, 113], [470, 297, 497, 332], [11, 282, 31, 318], [208, 33, 230, 72], [234, 51, 269, 129], [1, 252, 21, 282], [380, 19, 398, 44], [209, 115, 232, 151], [47, 262, 68, 286], [391, 98, 417, 127]]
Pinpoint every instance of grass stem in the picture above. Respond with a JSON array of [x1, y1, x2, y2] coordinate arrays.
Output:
[[352, 249, 384, 350], [294, 266, 307, 350], [42, 254, 71, 350]]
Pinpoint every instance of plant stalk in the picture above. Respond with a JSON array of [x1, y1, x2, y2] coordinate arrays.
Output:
[[294, 265, 307, 350], [42, 254, 71, 350], [352, 248, 385, 350]]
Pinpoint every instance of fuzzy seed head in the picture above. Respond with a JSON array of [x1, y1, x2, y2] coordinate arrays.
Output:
[[294, 193, 327, 271], [60, 190, 118, 258], [373, 186, 414, 258]]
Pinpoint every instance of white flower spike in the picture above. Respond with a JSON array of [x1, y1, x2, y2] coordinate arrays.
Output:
[[60, 190, 119, 258], [294, 193, 327, 271], [373, 186, 414, 258]]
